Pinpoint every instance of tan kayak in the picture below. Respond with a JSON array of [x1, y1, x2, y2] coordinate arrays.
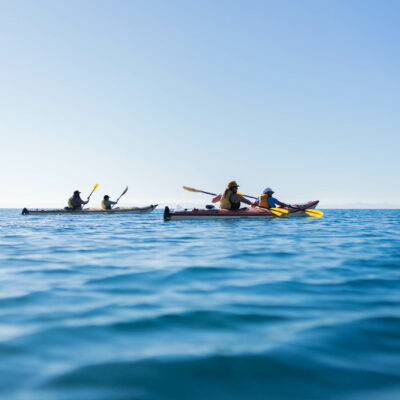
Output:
[[22, 205, 158, 215]]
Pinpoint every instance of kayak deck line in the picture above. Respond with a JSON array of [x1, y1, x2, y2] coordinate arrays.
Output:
[[21, 205, 158, 215]]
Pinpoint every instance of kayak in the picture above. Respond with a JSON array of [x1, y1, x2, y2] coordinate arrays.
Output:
[[164, 206, 277, 220], [287, 201, 319, 217], [21, 205, 158, 215], [163, 200, 320, 220]]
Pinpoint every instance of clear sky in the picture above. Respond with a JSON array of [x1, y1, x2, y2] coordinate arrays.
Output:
[[1, 0, 399, 208]]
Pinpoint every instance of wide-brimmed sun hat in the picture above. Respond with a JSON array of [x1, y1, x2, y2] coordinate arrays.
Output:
[[227, 181, 239, 189]]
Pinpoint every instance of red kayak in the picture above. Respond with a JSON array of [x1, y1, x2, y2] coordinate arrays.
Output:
[[164, 200, 320, 220]]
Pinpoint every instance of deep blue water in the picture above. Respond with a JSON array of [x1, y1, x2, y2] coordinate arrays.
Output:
[[0, 208, 399, 400]]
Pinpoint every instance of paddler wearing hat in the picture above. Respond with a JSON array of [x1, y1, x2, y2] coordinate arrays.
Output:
[[212, 181, 256, 210], [258, 187, 288, 209], [67, 190, 89, 210]]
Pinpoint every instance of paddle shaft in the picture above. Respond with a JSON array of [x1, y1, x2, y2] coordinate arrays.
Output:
[[195, 189, 218, 197], [194, 188, 258, 200], [87, 190, 95, 200]]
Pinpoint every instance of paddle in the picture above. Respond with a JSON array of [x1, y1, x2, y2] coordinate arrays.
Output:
[[183, 186, 217, 197], [182, 186, 288, 217], [87, 183, 99, 203], [115, 186, 128, 204]]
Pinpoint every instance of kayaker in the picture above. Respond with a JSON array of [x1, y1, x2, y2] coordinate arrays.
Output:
[[67, 190, 89, 210], [101, 195, 117, 210], [212, 181, 255, 210], [258, 187, 288, 209]]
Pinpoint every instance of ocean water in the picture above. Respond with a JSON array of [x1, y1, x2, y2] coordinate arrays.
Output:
[[0, 208, 399, 400]]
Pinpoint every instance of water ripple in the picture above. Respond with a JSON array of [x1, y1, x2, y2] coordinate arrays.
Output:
[[0, 209, 399, 399]]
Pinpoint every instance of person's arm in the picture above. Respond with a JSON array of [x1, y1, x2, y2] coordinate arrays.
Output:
[[82, 198, 89, 205], [212, 194, 222, 203], [232, 193, 256, 206], [268, 197, 287, 208]]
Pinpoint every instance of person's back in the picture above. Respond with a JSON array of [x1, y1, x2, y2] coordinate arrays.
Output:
[[67, 190, 88, 210], [213, 181, 255, 210], [220, 188, 240, 210]]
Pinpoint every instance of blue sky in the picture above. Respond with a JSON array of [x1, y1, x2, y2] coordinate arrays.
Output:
[[1, 0, 399, 208]]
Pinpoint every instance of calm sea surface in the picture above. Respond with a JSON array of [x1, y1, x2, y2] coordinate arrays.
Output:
[[0, 208, 399, 400]]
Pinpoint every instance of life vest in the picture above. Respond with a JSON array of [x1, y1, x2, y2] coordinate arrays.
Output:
[[101, 200, 112, 210], [220, 189, 233, 209], [220, 190, 240, 210], [259, 194, 270, 208], [68, 196, 82, 210]]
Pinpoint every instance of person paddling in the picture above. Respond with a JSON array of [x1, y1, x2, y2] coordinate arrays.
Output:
[[212, 181, 256, 210], [101, 195, 117, 210], [67, 190, 89, 210], [258, 187, 288, 209]]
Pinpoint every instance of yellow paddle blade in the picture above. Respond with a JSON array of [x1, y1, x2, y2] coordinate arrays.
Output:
[[183, 186, 201, 193], [92, 183, 99, 192], [271, 207, 289, 214], [304, 209, 323, 217], [269, 208, 288, 217]]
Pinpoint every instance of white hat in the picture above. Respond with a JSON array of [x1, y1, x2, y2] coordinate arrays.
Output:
[[263, 187, 274, 194]]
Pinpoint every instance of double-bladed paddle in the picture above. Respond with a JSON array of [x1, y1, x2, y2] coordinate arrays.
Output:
[[183, 186, 288, 217]]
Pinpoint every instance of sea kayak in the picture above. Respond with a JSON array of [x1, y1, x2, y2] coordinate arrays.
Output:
[[164, 200, 320, 220], [21, 205, 158, 215]]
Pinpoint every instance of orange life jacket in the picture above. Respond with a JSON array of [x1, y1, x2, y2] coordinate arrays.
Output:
[[259, 193, 270, 208]]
